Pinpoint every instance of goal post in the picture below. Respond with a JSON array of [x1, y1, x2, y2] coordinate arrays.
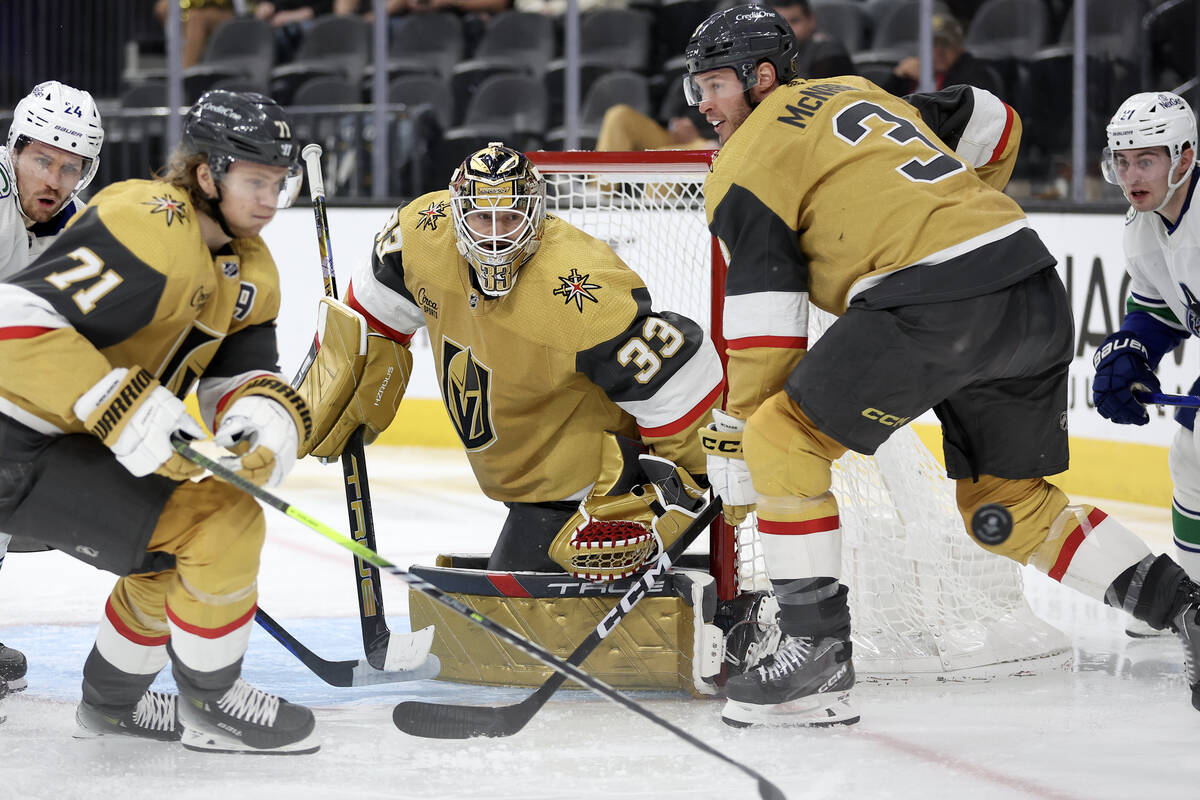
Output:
[[527, 149, 1071, 678]]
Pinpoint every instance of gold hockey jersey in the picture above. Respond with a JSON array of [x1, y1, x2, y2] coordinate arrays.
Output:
[[705, 78, 1055, 420], [0, 179, 285, 443], [346, 191, 724, 503]]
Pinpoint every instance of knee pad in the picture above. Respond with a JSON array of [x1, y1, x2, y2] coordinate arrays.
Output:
[[956, 475, 1068, 563], [155, 479, 265, 592], [744, 392, 845, 501]]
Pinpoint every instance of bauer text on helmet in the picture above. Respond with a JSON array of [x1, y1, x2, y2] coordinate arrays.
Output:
[[182, 90, 303, 209], [1101, 91, 1197, 213], [448, 142, 546, 298], [7, 80, 104, 219]]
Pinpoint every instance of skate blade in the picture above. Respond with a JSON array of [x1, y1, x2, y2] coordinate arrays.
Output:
[[180, 724, 321, 755], [721, 690, 859, 728]]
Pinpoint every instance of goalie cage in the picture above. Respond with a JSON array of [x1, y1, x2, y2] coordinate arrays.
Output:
[[528, 149, 1070, 679]]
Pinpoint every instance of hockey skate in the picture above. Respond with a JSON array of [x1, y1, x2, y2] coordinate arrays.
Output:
[[0, 642, 28, 692], [1173, 597, 1200, 711], [722, 634, 859, 728], [75, 689, 181, 742], [178, 678, 319, 754], [716, 591, 781, 676]]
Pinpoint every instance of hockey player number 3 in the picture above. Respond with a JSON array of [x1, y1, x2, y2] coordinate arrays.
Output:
[[833, 100, 966, 184], [618, 317, 684, 382], [44, 247, 123, 313]]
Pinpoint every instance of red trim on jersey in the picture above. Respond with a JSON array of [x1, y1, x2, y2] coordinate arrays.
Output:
[[1048, 507, 1109, 582], [758, 515, 840, 535], [486, 573, 531, 597], [727, 335, 808, 351], [164, 602, 257, 639], [105, 599, 171, 647], [0, 325, 53, 340], [215, 372, 272, 416], [345, 284, 415, 345], [639, 379, 726, 438], [987, 104, 1016, 165]]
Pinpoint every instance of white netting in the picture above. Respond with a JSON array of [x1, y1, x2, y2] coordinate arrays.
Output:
[[533, 154, 1070, 677]]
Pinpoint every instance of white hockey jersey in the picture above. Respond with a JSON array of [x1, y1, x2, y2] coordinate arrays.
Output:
[[1121, 169, 1200, 345], [0, 146, 84, 280]]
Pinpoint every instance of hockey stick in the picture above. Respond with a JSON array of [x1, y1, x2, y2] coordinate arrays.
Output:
[[392, 496, 722, 739], [300, 143, 399, 671], [173, 438, 785, 800], [1134, 389, 1200, 408], [254, 607, 439, 687]]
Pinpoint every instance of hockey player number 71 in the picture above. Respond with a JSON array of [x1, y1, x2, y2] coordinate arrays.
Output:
[[43, 247, 123, 313]]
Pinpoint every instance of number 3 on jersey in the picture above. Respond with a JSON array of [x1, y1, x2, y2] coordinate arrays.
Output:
[[833, 100, 965, 183], [43, 247, 123, 313], [618, 317, 684, 382]]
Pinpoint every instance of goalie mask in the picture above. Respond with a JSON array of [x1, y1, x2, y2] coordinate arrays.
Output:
[[182, 89, 302, 209], [1101, 91, 1197, 212], [7, 80, 104, 214], [682, 4, 798, 107], [449, 142, 546, 297]]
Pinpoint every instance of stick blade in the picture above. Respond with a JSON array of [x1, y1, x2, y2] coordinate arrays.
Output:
[[392, 700, 525, 739], [757, 779, 789, 800]]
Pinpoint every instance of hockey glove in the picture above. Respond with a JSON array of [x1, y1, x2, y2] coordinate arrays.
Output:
[[74, 366, 207, 481], [1092, 332, 1161, 425], [549, 435, 707, 582], [214, 376, 312, 488], [296, 298, 412, 460], [698, 409, 756, 525]]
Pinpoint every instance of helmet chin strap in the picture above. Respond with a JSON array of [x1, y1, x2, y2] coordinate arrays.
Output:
[[1144, 157, 1193, 213], [208, 184, 236, 240]]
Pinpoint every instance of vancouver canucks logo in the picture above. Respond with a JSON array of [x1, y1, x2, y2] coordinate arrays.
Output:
[[1182, 283, 1200, 336], [440, 337, 495, 451], [553, 268, 601, 312], [416, 201, 448, 231], [144, 194, 188, 226]]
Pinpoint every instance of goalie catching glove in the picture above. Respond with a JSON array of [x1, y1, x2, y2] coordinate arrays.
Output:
[[214, 375, 312, 488], [698, 409, 756, 525], [74, 366, 206, 481], [296, 297, 412, 459], [549, 433, 708, 582]]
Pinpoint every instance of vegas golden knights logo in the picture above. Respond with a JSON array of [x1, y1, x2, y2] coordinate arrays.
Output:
[[440, 337, 495, 450]]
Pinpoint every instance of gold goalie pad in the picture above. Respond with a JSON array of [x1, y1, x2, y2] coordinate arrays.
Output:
[[548, 433, 707, 581], [296, 297, 413, 459], [407, 557, 725, 695]]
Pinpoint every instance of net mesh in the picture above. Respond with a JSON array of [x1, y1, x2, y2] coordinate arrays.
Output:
[[532, 154, 1069, 676]]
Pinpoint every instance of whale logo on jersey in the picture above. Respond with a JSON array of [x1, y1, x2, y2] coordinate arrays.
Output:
[[1182, 283, 1200, 336], [440, 336, 495, 450]]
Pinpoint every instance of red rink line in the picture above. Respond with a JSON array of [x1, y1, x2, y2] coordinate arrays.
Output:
[[853, 728, 1086, 800]]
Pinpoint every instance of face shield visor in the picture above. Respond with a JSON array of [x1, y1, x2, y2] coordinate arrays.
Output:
[[683, 67, 759, 107]]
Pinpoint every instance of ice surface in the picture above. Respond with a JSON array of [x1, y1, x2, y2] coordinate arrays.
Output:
[[1, 447, 1198, 800]]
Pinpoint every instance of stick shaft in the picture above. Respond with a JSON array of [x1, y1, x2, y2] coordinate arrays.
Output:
[[1134, 389, 1200, 408], [173, 439, 783, 800]]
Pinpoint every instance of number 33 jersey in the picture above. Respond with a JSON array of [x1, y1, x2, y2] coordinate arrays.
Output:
[[0, 179, 284, 442], [346, 190, 724, 503], [706, 77, 1056, 419]]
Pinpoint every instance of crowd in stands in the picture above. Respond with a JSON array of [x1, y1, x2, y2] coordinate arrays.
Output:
[[1, 0, 1194, 200]]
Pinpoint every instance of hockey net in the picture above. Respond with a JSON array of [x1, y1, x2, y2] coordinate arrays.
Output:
[[528, 150, 1070, 677]]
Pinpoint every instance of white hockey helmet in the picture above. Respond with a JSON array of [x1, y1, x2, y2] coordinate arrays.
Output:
[[1101, 91, 1196, 209], [6, 80, 105, 198], [448, 142, 545, 298]]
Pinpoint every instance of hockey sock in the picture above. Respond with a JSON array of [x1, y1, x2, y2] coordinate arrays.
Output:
[[772, 577, 850, 639]]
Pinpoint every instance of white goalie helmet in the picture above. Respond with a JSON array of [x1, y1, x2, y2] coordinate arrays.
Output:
[[448, 142, 545, 298], [1101, 91, 1196, 210], [7, 80, 104, 204]]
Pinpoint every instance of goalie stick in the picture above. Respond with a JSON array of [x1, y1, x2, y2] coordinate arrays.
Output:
[[392, 495, 722, 739], [254, 607, 439, 687], [172, 438, 785, 800], [299, 143, 398, 671], [1134, 389, 1200, 408]]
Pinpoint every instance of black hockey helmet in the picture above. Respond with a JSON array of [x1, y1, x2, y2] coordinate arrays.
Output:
[[182, 90, 302, 206], [683, 4, 798, 106]]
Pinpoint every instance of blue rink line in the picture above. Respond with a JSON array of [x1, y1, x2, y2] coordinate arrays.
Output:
[[0, 617, 682, 710]]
